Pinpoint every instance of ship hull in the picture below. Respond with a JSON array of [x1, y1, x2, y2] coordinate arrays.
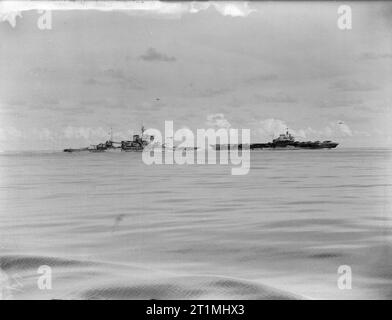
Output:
[[104, 148, 122, 152], [250, 143, 339, 150], [63, 148, 89, 152], [212, 142, 339, 150], [121, 147, 144, 152]]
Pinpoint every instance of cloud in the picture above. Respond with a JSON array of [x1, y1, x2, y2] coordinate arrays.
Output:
[[84, 69, 144, 89], [139, 48, 176, 62], [355, 100, 392, 114], [255, 92, 297, 104], [206, 113, 231, 129], [320, 97, 364, 108], [0, 126, 57, 142], [257, 118, 353, 141], [212, 2, 256, 17], [330, 79, 379, 92], [0, 1, 256, 27], [1, 126, 120, 146], [0, 8, 21, 28], [63, 126, 109, 141], [302, 122, 353, 139], [244, 74, 279, 85], [258, 119, 290, 138]]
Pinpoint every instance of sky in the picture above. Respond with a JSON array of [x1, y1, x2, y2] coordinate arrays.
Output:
[[0, 1, 391, 150]]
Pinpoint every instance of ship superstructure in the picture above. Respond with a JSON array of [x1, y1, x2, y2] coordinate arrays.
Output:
[[121, 126, 155, 152]]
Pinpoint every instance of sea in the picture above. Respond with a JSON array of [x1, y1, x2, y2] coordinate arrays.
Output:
[[0, 148, 391, 299]]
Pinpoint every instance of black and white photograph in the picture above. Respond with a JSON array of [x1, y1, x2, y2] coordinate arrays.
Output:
[[0, 0, 391, 304]]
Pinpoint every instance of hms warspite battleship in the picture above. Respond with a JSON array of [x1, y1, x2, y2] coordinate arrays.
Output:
[[64, 127, 197, 153], [213, 129, 339, 150], [64, 127, 154, 153]]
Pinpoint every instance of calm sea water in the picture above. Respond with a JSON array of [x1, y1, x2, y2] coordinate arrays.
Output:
[[0, 148, 391, 299]]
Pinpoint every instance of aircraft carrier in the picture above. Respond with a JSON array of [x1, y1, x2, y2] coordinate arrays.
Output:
[[212, 129, 339, 150]]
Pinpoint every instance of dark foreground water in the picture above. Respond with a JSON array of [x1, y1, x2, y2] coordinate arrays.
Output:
[[0, 148, 391, 299]]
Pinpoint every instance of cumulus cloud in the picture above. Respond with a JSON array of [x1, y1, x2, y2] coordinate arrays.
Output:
[[212, 2, 255, 17], [257, 118, 353, 141], [258, 119, 288, 138], [257, 118, 306, 139], [0, 1, 256, 27], [139, 48, 176, 62], [0, 127, 57, 142], [206, 113, 231, 129], [0, 8, 21, 27], [0, 126, 126, 150], [63, 126, 109, 141]]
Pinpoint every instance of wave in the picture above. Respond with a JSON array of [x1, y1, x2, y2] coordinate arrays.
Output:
[[81, 275, 302, 300], [0, 254, 302, 300]]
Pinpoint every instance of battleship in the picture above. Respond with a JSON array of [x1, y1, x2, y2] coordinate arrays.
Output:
[[64, 127, 153, 153], [63, 127, 198, 153], [212, 129, 339, 150]]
